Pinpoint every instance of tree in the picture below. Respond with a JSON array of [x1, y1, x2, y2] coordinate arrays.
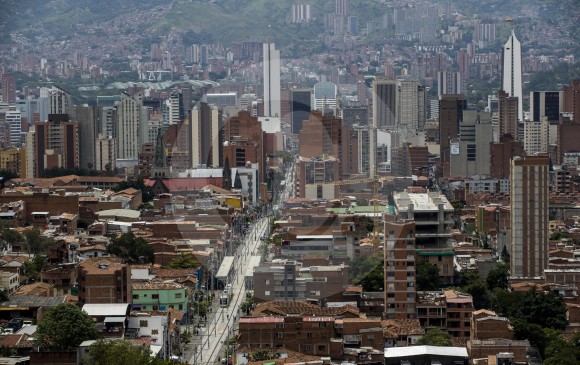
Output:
[[486, 262, 509, 290], [36, 303, 98, 350], [357, 263, 384, 291], [24, 255, 46, 282], [86, 339, 175, 365], [0, 223, 22, 251], [23, 228, 55, 255], [416, 261, 440, 291], [500, 245, 510, 264], [107, 232, 154, 264], [416, 328, 453, 347], [240, 297, 254, 315], [167, 254, 200, 269], [349, 253, 383, 284], [249, 349, 277, 362]]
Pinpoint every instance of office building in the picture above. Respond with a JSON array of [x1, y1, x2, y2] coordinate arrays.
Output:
[[263, 43, 281, 117], [490, 135, 524, 179], [438, 94, 466, 175], [116, 92, 148, 160], [33, 114, 79, 177], [372, 78, 397, 128], [501, 29, 523, 121], [450, 111, 493, 178], [290, 89, 312, 134], [1, 73, 16, 104], [5, 107, 22, 147], [191, 102, 223, 168], [397, 80, 426, 134], [298, 111, 344, 177], [530, 91, 561, 122], [296, 156, 339, 199], [66, 105, 98, 171], [384, 218, 416, 320], [510, 155, 549, 278], [205, 93, 237, 109], [343, 106, 368, 127], [312, 82, 338, 114]]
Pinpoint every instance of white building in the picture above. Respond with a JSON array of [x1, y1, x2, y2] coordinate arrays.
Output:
[[263, 43, 281, 117], [502, 29, 523, 121], [48, 86, 72, 115], [523, 117, 549, 155], [116, 92, 148, 161], [191, 102, 222, 168], [5, 107, 22, 147]]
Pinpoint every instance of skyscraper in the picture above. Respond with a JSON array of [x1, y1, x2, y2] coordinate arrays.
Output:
[[48, 86, 72, 115], [5, 107, 22, 147], [191, 102, 223, 168], [115, 92, 148, 160], [335, 0, 348, 16], [263, 43, 281, 117], [438, 94, 466, 176], [498, 90, 519, 139], [502, 29, 523, 122], [510, 155, 549, 278], [530, 91, 561, 122], [1, 73, 16, 104], [66, 105, 98, 171], [290, 89, 311, 134], [372, 78, 397, 128]]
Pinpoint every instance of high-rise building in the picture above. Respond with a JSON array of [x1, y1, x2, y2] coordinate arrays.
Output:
[[115, 92, 148, 160], [397, 80, 426, 134], [450, 111, 493, 178], [562, 79, 580, 119], [498, 90, 518, 139], [510, 155, 549, 278], [501, 29, 523, 121], [438, 94, 466, 176], [33, 114, 79, 176], [384, 218, 416, 320], [530, 91, 561, 122], [523, 118, 549, 155], [191, 102, 223, 168], [312, 82, 338, 113], [95, 134, 115, 172], [263, 43, 281, 117], [5, 107, 22, 147], [66, 105, 98, 171], [490, 135, 524, 179], [372, 78, 397, 128], [290, 89, 312, 134], [335, 0, 348, 16], [223, 111, 265, 182], [437, 71, 462, 99], [48, 86, 72, 115], [163, 91, 184, 128], [298, 111, 344, 175], [1, 74, 16, 104]]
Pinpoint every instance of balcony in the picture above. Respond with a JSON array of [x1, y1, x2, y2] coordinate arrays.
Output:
[[343, 334, 362, 344]]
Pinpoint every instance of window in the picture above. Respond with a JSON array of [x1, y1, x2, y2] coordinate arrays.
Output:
[[175, 293, 182, 299], [152, 294, 159, 299], [319, 322, 327, 328], [318, 345, 326, 351], [307, 332, 313, 338], [132, 294, 139, 299], [265, 279, 270, 285], [142, 306, 146, 310], [367, 334, 374, 340], [152, 329, 159, 335], [275, 332, 283, 339], [275, 323, 284, 329], [153, 306, 158, 310], [304, 345, 311, 351], [140, 320, 148, 327], [179, 304, 183, 310], [265, 291, 270, 296]]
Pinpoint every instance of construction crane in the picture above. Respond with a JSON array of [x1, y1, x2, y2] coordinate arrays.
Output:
[[306, 175, 393, 248]]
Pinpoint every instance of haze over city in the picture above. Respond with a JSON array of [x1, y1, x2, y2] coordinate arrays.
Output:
[[0, 0, 579, 364]]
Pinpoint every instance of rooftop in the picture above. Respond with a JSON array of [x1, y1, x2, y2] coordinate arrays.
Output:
[[384, 345, 468, 358], [393, 191, 454, 213]]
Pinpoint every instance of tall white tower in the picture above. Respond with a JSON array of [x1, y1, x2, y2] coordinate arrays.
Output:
[[263, 43, 281, 117], [502, 29, 523, 121]]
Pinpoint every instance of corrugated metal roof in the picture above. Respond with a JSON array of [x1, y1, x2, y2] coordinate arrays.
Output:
[[82, 303, 131, 317], [384, 345, 468, 358]]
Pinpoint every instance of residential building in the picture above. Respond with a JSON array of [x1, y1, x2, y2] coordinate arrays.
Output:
[[116, 92, 148, 161], [1, 73, 16, 104], [501, 29, 523, 121], [263, 43, 281, 117], [510, 155, 549, 278], [437, 71, 462, 99], [132, 281, 188, 312], [0, 271, 19, 295], [522, 117, 549, 154], [372, 78, 397, 128], [253, 260, 349, 302], [298, 111, 344, 176], [490, 135, 524, 179], [33, 114, 79, 177], [296, 156, 339, 199], [498, 89, 518, 140], [48, 86, 72, 115], [77, 258, 132, 305], [384, 219, 416, 320], [95, 134, 116, 172], [223, 111, 265, 183], [66, 105, 99, 170], [191, 102, 222, 168]]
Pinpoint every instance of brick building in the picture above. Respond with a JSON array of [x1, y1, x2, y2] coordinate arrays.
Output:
[[77, 258, 131, 305]]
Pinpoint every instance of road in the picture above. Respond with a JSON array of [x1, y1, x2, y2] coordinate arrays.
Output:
[[188, 216, 271, 365]]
